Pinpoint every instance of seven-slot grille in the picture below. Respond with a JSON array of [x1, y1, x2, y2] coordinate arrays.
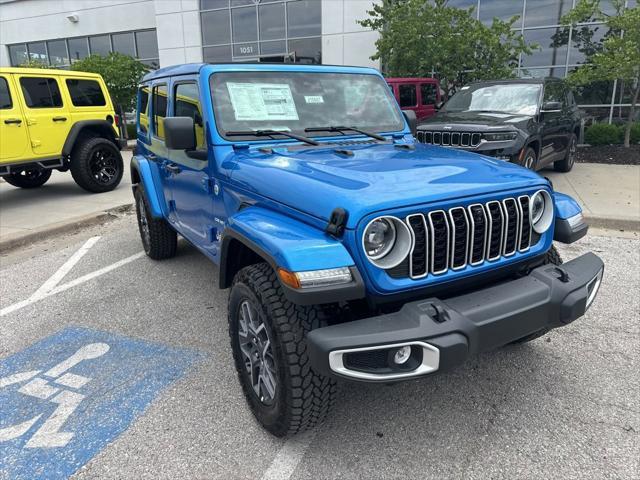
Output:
[[416, 130, 482, 147], [400, 196, 532, 279]]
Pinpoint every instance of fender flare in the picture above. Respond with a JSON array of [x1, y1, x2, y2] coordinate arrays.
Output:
[[62, 120, 117, 156], [553, 192, 588, 243], [219, 206, 364, 305], [130, 155, 168, 218]]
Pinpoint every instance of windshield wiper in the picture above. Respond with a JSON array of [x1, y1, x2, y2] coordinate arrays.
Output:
[[304, 126, 386, 142], [225, 129, 319, 146]]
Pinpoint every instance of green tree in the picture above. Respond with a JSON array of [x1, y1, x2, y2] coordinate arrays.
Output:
[[359, 0, 536, 97], [18, 59, 48, 68], [72, 52, 148, 137], [563, 0, 639, 147]]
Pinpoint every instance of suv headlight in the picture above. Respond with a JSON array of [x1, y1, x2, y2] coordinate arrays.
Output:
[[483, 132, 517, 142], [363, 216, 412, 269], [530, 190, 554, 234]]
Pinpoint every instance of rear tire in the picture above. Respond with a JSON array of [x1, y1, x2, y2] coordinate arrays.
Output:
[[134, 186, 177, 260], [554, 133, 577, 172], [3, 169, 51, 188], [229, 262, 337, 436], [510, 245, 563, 344], [70, 136, 124, 193]]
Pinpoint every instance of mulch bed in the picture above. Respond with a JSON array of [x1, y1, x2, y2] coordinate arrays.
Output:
[[577, 145, 640, 165]]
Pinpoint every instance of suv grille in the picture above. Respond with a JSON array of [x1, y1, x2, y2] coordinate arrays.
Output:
[[399, 196, 532, 279], [416, 130, 482, 147]]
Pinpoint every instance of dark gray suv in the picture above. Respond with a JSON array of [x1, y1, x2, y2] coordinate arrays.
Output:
[[416, 78, 582, 172]]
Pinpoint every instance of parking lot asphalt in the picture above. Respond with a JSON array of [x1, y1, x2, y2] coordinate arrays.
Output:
[[0, 216, 638, 479]]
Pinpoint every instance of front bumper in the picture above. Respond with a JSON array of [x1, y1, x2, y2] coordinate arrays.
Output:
[[308, 252, 604, 382]]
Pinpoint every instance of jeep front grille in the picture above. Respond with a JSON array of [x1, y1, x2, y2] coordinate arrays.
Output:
[[416, 130, 482, 147], [397, 196, 532, 279]]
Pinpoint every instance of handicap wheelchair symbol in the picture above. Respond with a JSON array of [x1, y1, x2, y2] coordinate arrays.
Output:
[[0, 343, 109, 448]]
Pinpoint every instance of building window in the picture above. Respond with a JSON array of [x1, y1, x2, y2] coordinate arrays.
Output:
[[200, 0, 322, 64], [8, 29, 159, 69]]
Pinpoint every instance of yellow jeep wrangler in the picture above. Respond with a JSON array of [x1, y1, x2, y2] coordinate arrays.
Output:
[[0, 68, 126, 192]]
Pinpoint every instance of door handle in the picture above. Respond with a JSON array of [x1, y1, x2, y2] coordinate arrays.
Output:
[[52, 116, 67, 122], [4, 118, 22, 125], [165, 163, 181, 174]]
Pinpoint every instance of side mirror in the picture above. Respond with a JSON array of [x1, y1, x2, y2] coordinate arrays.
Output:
[[435, 101, 444, 110], [541, 101, 562, 113], [402, 109, 417, 136], [164, 116, 196, 150]]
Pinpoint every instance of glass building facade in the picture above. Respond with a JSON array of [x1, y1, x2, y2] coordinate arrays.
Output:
[[448, 0, 637, 122], [199, 0, 321, 64], [7, 29, 159, 69]]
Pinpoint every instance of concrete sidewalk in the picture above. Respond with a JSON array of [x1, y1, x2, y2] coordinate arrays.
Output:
[[543, 163, 640, 230], [0, 151, 133, 250], [0, 155, 638, 251]]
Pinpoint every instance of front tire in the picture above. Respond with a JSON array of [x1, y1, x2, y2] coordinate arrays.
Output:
[[3, 169, 51, 188], [510, 245, 563, 344], [518, 146, 537, 170], [554, 133, 577, 172], [70, 136, 124, 193], [134, 186, 177, 260], [229, 263, 337, 436]]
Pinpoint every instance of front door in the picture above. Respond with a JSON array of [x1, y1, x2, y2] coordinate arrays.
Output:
[[540, 82, 566, 164], [163, 79, 217, 255], [17, 75, 71, 158], [0, 75, 30, 163]]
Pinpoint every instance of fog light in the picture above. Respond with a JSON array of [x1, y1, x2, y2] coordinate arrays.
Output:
[[393, 346, 412, 365]]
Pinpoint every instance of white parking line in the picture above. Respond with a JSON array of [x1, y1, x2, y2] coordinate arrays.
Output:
[[0, 236, 144, 317], [261, 431, 316, 480]]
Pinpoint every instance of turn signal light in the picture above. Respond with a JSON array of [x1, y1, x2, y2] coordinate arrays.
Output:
[[278, 267, 353, 289]]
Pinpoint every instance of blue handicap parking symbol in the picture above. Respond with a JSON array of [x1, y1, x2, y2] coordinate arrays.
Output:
[[0, 327, 201, 480]]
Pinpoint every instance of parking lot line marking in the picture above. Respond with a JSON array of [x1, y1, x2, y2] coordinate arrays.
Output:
[[31, 236, 101, 301], [261, 431, 316, 480], [48, 252, 145, 297], [0, 247, 145, 318]]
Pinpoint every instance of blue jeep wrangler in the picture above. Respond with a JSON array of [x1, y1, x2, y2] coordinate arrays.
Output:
[[132, 63, 604, 436]]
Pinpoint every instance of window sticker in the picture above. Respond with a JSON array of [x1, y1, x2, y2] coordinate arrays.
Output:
[[226, 83, 299, 121], [304, 95, 324, 104]]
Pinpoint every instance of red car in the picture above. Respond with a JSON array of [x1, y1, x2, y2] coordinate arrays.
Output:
[[386, 77, 441, 121]]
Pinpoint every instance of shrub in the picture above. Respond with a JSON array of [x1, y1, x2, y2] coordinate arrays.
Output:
[[631, 122, 640, 145], [125, 123, 136, 139], [585, 123, 623, 146]]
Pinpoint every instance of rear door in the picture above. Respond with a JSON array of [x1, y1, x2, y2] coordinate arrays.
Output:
[[0, 74, 30, 164], [17, 74, 71, 158], [418, 82, 438, 120], [398, 83, 418, 118]]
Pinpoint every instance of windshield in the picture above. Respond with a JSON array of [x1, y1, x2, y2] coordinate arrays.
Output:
[[210, 71, 404, 141], [444, 83, 542, 115]]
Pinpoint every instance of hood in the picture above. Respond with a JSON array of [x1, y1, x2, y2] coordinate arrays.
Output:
[[228, 143, 547, 229], [419, 111, 533, 130]]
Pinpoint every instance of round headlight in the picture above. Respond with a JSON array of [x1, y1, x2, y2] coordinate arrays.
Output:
[[530, 190, 553, 234], [362, 216, 412, 269], [364, 217, 396, 259]]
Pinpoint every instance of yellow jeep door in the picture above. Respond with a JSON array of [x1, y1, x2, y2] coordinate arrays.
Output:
[[0, 74, 31, 164], [17, 74, 71, 158]]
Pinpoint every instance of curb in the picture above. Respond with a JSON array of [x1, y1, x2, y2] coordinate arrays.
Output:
[[0, 204, 134, 254], [584, 214, 640, 233], [0, 205, 636, 254]]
